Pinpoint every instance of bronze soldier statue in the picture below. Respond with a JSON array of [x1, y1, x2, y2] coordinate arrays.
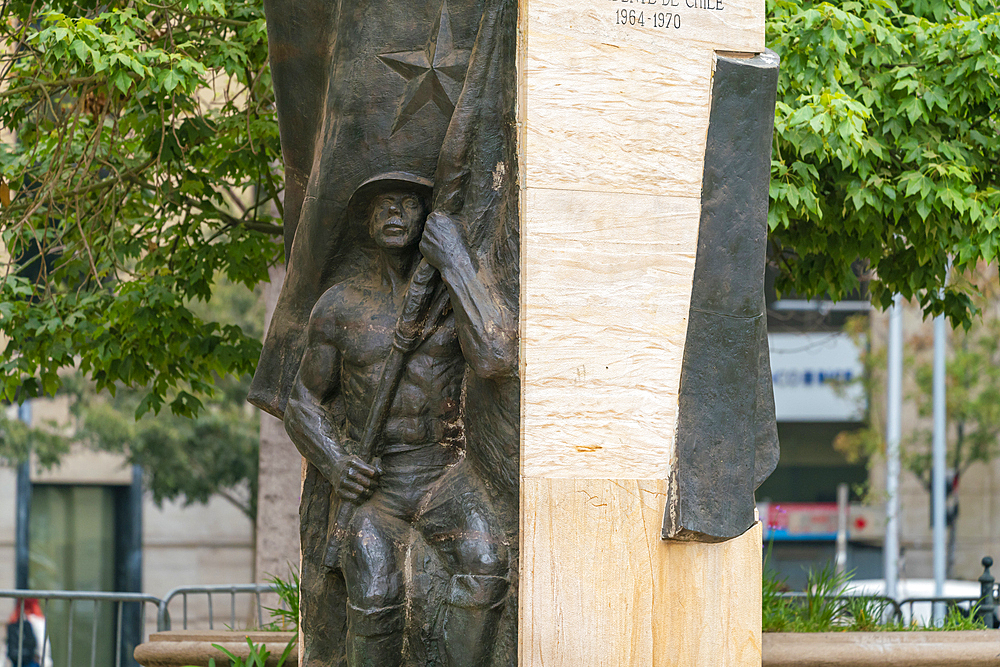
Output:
[[250, 0, 518, 660], [283, 173, 516, 667]]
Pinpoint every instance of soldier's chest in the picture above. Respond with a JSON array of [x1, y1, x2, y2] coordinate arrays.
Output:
[[336, 291, 460, 369]]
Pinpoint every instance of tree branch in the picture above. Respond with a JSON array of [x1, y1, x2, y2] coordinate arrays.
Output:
[[0, 75, 100, 100], [216, 487, 252, 519]]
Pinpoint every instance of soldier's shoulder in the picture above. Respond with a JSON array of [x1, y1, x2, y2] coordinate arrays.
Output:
[[309, 266, 373, 322]]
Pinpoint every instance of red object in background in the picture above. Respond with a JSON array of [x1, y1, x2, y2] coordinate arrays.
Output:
[[760, 502, 840, 539], [7, 598, 43, 623], [760, 501, 884, 541]]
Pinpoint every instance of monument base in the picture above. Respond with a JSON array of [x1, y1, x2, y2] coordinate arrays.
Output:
[[520, 479, 762, 666]]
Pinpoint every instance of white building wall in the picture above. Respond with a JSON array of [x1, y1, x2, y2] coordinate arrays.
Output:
[[0, 466, 17, 588], [144, 496, 255, 634]]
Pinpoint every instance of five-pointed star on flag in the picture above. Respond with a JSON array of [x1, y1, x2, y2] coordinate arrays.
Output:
[[378, 0, 471, 134]]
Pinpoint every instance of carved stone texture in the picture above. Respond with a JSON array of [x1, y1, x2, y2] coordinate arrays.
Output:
[[250, 0, 519, 663], [662, 50, 781, 543]]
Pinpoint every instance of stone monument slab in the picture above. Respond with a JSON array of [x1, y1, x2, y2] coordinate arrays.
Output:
[[249, 0, 779, 659]]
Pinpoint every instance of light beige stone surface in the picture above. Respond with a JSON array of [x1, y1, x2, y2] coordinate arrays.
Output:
[[520, 478, 762, 667], [135, 631, 297, 667], [519, 0, 765, 480], [25, 394, 72, 430], [522, 0, 763, 196], [518, 0, 766, 661], [144, 496, 253, 545], [144, 498, 255, 635], [254, 263, 302, 605], [255, 411, 302, 582], [762, 631, 1000, 667], [0, 467, 17, 587], [521, 189, 697, 479], [31, 445, 133, 485], [0, 546, 13, 589], [144, 543, 254, 591], [0, 466, 15, 534]]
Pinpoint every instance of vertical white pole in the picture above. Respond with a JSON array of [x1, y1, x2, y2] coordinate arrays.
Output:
[[835, 482, 849, 575], [885, 295, 903, 601], [932, 307, 948, 623]]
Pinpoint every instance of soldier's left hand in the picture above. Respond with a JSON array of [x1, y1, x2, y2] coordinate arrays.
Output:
[[420, 211, 469, 271]]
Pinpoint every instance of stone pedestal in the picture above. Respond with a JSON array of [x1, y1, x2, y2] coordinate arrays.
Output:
[[517, 0, 768, 663], [255, 264, 302, 586]]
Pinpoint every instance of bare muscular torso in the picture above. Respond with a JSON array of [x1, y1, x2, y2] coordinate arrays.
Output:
[[285, 209, 516, 504], [322, 263, 465, 451]]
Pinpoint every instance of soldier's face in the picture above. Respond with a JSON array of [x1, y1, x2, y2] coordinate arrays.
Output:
[[368, 190, 427, 249]]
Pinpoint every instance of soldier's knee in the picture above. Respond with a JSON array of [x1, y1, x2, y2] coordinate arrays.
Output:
[[348, 600, 405, 637], [354, 580, 404, 610], [342, 507, 404, 609], [455, 539, 508, 577], [347, 562, 405, 610], [445, 573, 509, 609], [348, 503, 381, 535]]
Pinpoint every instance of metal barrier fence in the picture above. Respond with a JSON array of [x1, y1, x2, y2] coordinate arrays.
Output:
[[156, 584, 280, 631], [0, 590, 161, 667], [0, 584, 280, 667], [776, 592, 997, 626], [774, 555, 1000, 628]]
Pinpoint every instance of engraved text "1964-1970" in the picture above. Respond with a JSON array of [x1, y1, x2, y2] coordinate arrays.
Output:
[[613, 0, 723, 30]]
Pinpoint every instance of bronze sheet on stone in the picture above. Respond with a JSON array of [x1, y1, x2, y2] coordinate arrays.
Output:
[[663, 50, 780, 543]]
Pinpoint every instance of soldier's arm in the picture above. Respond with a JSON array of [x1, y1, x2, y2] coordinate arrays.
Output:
[[420, 211, 517, 379], [284, 294, 379, 501]]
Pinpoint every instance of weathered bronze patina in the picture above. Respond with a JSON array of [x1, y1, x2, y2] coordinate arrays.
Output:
[[249, 0, 519, 662], [663, 51, 781, 543], [284, 176, 515, 667]]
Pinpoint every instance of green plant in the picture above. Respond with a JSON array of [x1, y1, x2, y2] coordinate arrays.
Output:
[[938, 604, 987, 631], [841, 595, 895, 632], [763, 543, 859, 631], [215, 637, 295, 667], [261, 568, 300, 632], [762, 544, 797, 632], [763, 561, 990, 632], [197, 636, 295, 667]]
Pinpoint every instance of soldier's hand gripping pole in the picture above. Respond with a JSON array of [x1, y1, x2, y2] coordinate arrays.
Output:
[[326, 259, 441, 566]]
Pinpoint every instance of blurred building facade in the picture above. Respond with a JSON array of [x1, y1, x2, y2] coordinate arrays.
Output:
[[757, 272, 880, 589], [864, 272, 1000, 582], [0, 394, 257, 657], [761, 265, 1000, 588]]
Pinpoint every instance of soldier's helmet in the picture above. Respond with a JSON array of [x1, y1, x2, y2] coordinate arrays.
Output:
[[347, 171, 434, 222]]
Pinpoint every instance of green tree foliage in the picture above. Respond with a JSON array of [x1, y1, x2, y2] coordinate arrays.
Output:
[[0, 410, 70, 468], [80, 277, 264, 518], [0, 0, 281, 417], [2, 0, 998, 412], [0, 278, 263, 517], [80, 381, 260, 518], [768, 0, 1000, 326]]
